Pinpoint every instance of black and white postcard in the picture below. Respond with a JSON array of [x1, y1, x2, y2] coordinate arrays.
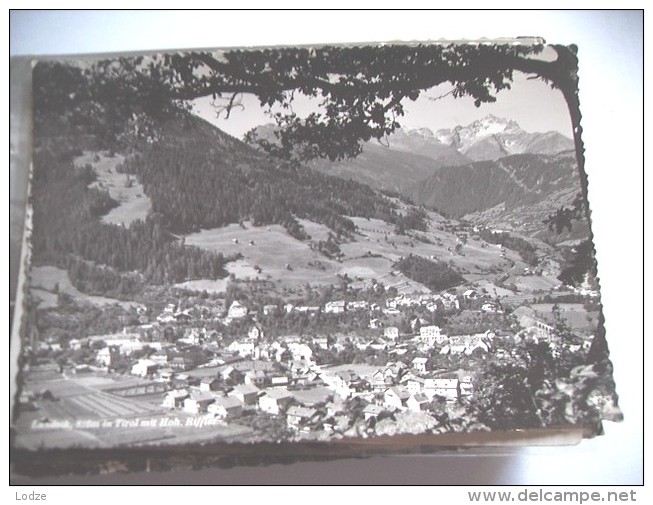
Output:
[[10, 39, 623, 477]]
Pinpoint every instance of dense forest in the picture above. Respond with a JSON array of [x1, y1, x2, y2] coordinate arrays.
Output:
[[394, 255, 464, 292], [116, 115, 428, 239], [31, 143, 231, 295], [30, 111, 433, 297]]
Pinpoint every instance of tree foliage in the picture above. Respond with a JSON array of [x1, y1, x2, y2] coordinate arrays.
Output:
[[544, 193, 587, 234], [114, 116, 415, 237], [394, 254, 464, 292], [558, 240, 598, 287], [479, 229, 539, 266], [31, 144, 230, 292], [33, 42, 581, 164]]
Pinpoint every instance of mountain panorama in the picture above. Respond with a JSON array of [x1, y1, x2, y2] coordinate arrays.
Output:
[[432, 114, 574, 160], [266, 115, 579, 237], [254, 115, 574, 168]]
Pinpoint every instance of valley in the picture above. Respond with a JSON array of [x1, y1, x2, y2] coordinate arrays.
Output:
[[16, 103, 606, 453]]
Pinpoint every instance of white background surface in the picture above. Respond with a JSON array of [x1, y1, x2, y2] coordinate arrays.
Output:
[[7, 8, 644, 488]]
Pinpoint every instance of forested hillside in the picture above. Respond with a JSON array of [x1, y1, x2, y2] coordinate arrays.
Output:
[[116, 115, 426, 238], [30, 113, 435, 297], [409, 152, 579, 219], [30, 143, 230, 295]]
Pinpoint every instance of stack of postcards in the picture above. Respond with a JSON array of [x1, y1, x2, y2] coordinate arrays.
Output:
[[9, 38, 622, 478]]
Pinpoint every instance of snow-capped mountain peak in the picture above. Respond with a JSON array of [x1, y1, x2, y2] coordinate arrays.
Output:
[[405, 127, 435, 138], [434, 115, 572, 161]]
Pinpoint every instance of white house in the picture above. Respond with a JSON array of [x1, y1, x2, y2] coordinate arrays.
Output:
[[228, 384, 260, 405], [288, 343, 313, 362], [444, 332, 493, 355], [363, 404, 385, 422], [227, 301, 248, 319], [183, 391, 215, 413], [96, 346, 119, 367], [199, 377, 220, 392], [383, 327, 399, 341], [259, 388, 293, 415], [371, 369, 392, 391], [419, 325, 445, 346], [162, 389, 189, 409], [463, 289, 479, 300], [405, 376, 425, 395], [157, 312, 177, 323], [248, 326, 263, 340], [263, 304, 278, 316], [294, 305, 321, 314], [482, 302, 501, 313], [347, 300, 368, 311], [169, 356, 194, 371], [286, 406, 318, 430], [228, 339, 256, 358], [270, 375, 290, 387], [322, 369, 358, 398], [220, 366, 243, 384], [131, 359, 158, 378], [369, 339, 387, 351], [411, 357, 429, 374], [324, 300, 346, 314], [244, 369, 267, 387], [459, 376, 474, 397], [383, 386, 410, 410], [180, 328, 203, 345], [208, 396, 243, 419], [424, 378, 459, 402], [155, 367, 175, 382], [407, 393, 430, 412], [383, 361, 407, 380], [311, 336, 329, 350]]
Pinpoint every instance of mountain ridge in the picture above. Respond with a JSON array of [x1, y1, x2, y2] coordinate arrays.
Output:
[[433, 114, 574, 161], [408, 150, 585, 239]]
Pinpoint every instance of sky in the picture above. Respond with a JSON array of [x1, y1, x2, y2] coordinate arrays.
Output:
[[192, 67, 574, 141]]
